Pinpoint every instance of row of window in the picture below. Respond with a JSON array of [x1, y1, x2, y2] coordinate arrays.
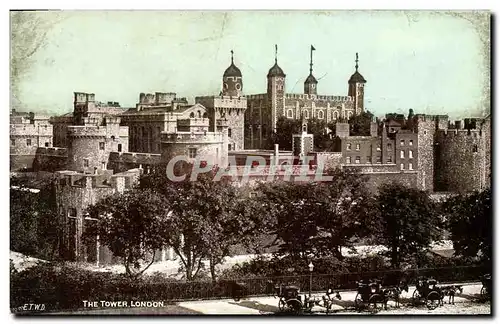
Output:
[[286, 109, 353, 120], [347, 141, 414, 151], [345, 156, 414, 170], [11, 138, 51, 147]]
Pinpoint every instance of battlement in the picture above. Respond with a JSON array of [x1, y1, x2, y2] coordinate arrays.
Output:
[[10, 123, 53, 136], [109, 151, 162, 164], [195, 95, 247, 109], [35, 146, 68, 157], [161, 131, 224, 143], [67, 125, 107, 137], [74, 92, 95, 103], [56, 168, 141, 190]]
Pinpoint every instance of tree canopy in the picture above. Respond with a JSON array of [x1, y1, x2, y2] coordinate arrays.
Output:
[[444, 189, 491, 266], [85, 189, 171, 278], [370, 183, 442, 268]]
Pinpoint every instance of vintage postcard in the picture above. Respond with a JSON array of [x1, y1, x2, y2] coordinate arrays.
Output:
[[10, 10, 491, 316]]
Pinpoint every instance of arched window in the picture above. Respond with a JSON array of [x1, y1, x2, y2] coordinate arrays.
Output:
[[333, 111, 339, 120], [287, 109, 293, 118], [303, 110, 309, 119], [203, 112, 208, 118], [318, 110, 324, 119], [190, 112, 195, 118], [197, 111, 202, 118], [348, 111, 353, 119]]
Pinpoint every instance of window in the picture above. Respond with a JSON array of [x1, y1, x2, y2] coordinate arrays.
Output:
[[333, 111, 338, 120], [101, 162, 106, 170], [26, 139, 31, 146], [118, 144, 122, 152], [387, 156, 393, 163], [304, 110, 309, 119], [400, 163, 405, 170], [355, 144, 360, 151], [83, 159, 89, 167], [318, 110, 324, 119], [387, 143, 392, 151], [409, 150, 413, 158], [473, 144, 478, 153], [355, 156, 360, 164], [287, 109, 293, 118], [188, 148, 197, 158], [11, 139, 15, 146], [228, 128, 232, 138], [346, 143, 352, 151], [409, 140, 413, 146], [99, 142, 105, 150], [400, 140, 405, 146], [111, 135, 115, 141], [376, 156, 382, 164], [346, 156, 351, 164], [376, 144, 381, 151], [409, 163, 413, 170], [400, 150, 405, 158], [45, 142, 49, 147], [366, 156, 371, 163]]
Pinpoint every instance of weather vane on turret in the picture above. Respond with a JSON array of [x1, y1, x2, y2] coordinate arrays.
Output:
[[310, 45, 316, 75], [275, 44, 278, 64], [231, 50, 234, 64], [355, 52, 359, 72]]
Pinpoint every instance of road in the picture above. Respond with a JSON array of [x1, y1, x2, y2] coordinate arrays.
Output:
[[17, 282, 490, 315]]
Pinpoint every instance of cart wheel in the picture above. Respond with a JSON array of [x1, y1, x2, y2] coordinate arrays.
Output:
[[286, 299, 302, 314], [412, 289, 422, 305], [368, 294, 383, 313], [426, 291, 441, 310], [278, 298, 286, 311], [354, 293, 363, 310]]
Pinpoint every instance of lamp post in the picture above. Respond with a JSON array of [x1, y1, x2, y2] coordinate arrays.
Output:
[[308, 261, 314, 298]]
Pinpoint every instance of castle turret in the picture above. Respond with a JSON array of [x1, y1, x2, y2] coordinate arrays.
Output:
[[267, 45, 286, 133], [348, 53, 367, 115], [304, 45, 318, 95], [222, 50, 243, 97]]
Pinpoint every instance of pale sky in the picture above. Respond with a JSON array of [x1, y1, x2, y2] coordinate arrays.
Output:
[[11, 11, 490, 119]]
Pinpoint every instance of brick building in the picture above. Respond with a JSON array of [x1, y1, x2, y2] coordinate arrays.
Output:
[[245, 46, 366, 149]]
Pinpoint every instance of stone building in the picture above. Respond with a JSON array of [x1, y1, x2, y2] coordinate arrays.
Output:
[[245, 46, 366, 149], [10, 110, 54, 171]]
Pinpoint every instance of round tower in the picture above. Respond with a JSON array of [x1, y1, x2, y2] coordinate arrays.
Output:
[[222, 50, 243, 97], [348, 52, 367, 115]]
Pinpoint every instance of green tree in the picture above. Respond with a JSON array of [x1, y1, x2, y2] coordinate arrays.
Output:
[[371, 183, 442, 268], [140, 168, 264, 282], [349, 110, 374, 136], [85, 189, 171, 278], [258, 169, 372, 262], [274, 116, 336, 151], [444, 189, 492, 266]]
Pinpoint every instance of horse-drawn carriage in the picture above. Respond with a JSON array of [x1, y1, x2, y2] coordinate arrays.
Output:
[[353, 278, 407, 312], [411, 277, 443, 310], [272, 284, 341, 314]]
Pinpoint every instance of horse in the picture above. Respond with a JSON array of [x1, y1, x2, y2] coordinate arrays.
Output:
[[382, 281, 409, 309], [438, 285, 463, 305]]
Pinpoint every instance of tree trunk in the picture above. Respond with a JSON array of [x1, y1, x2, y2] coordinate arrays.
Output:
[[391, 242, 399, 269], [209, 257, 217, 283]]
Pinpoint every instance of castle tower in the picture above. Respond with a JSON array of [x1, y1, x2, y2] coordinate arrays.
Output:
[[267, 44, 286, 133], [304, 45, 318, 95], [222, 50, 243, 97], [348, 53, 367, 115]]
